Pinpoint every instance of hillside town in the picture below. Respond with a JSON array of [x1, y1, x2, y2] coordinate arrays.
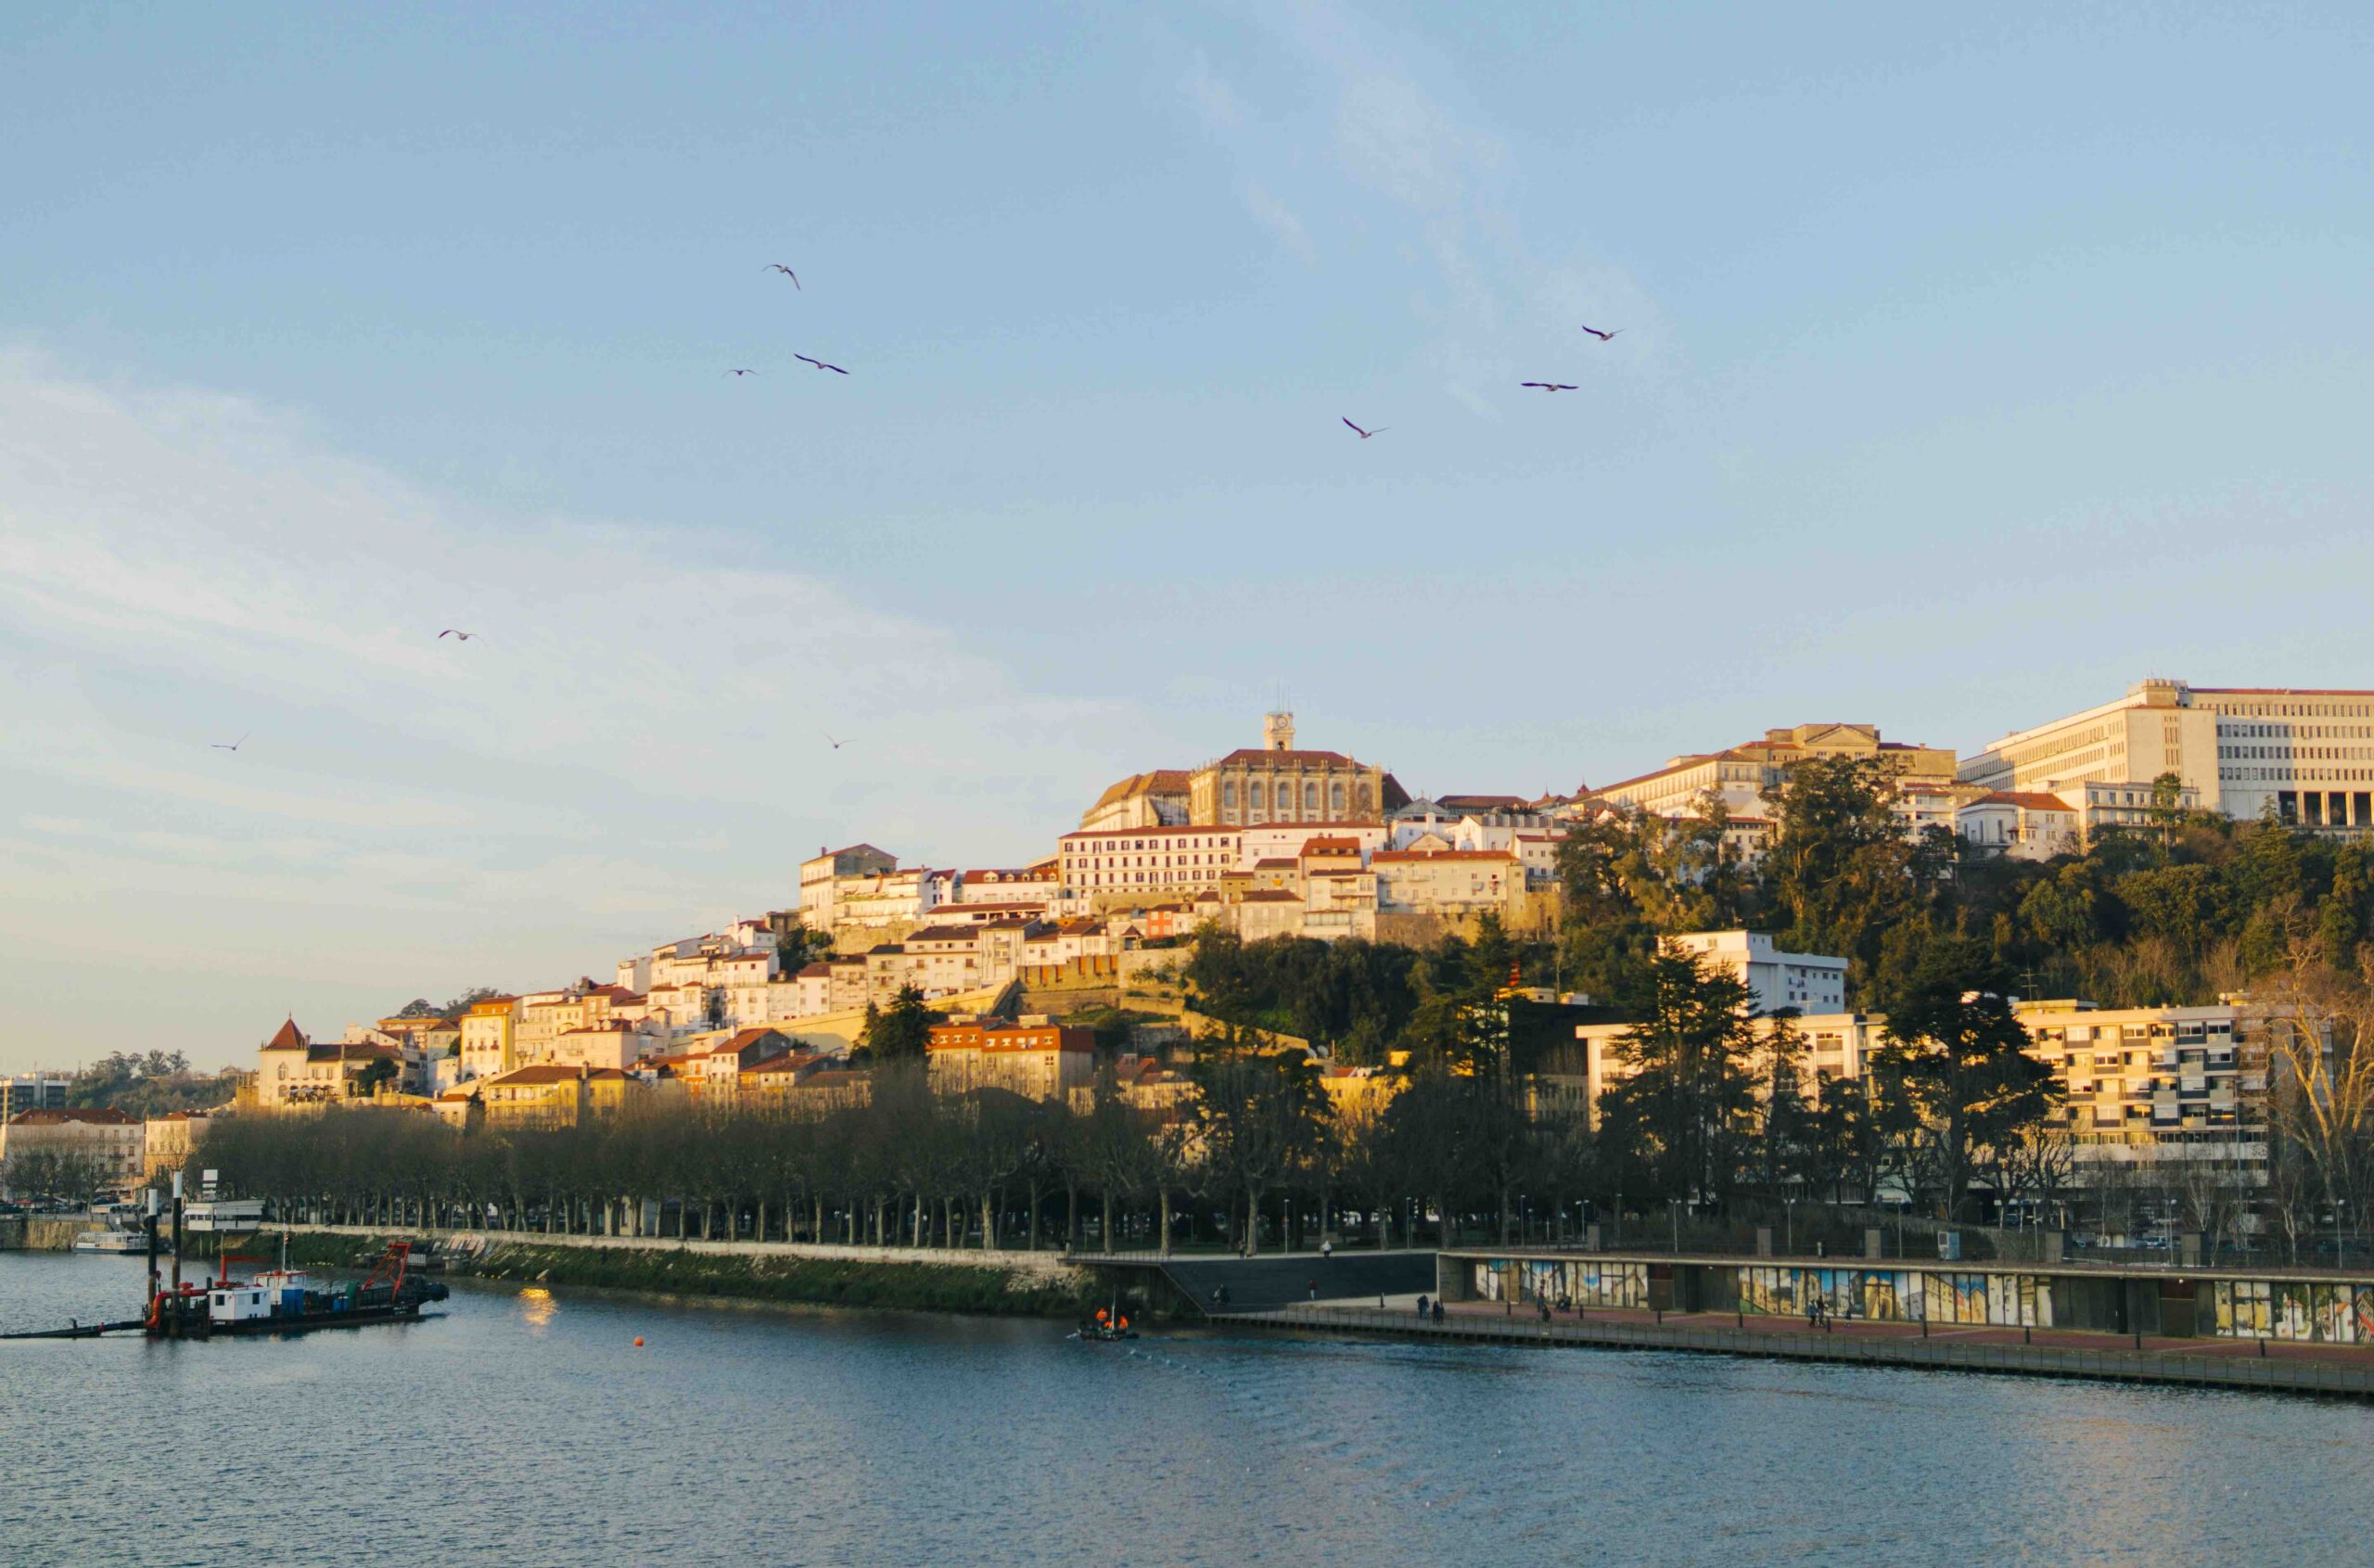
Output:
[[10, 676, 2374, 1241]]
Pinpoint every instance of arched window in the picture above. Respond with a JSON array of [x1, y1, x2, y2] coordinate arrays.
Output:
[[1355, 783, 1372, 813], [1306, 781, 1321, 814], [1221, 779, 1237, 809], [1331, 782, 1346, 814], [1249, 781, 1265, 809]]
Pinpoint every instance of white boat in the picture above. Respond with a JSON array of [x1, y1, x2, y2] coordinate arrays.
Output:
[[72, 1226, 159, 1255]]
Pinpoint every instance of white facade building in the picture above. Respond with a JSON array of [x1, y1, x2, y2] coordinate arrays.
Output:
[[1960, 678, 2374, 829], [1662, 931, 1847, 1014]]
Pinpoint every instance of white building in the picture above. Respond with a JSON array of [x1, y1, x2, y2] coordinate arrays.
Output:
[[1960, 677, 2374, 829], [1059, 824, 1243, 900], [1662, 931, 1846, 1015], [1371, 848, 1521, 916]]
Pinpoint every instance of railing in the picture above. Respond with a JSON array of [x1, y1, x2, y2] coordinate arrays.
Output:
[[1216, 1304, 2374, 1398]]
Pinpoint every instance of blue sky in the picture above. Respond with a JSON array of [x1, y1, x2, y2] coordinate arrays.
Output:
[[5, 2, 2372, 1068]]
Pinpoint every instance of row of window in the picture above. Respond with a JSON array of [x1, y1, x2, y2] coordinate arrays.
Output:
[[1219, 779, 1362, 812]]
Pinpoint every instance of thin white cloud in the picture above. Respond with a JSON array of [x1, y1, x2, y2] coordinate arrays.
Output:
[[1241, 177, 1319, 264], [1181, 50, 1245, 132], [0, 351, 1161, 1065]]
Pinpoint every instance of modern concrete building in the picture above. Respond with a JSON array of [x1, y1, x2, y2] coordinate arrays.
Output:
[[1960, 677, 2374, 828], [0, 1074, 69, 1122], [1661, 931, 1847, 1014]]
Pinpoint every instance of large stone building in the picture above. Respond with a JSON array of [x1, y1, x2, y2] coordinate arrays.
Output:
[[1185, 712, 1405, 828], [1960, 678, 2374, 829], [1079, 770, 1192, 833], [1594, 722, 1957, 820]]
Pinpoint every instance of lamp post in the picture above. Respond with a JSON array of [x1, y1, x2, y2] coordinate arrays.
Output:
[[1785, 1195, 1797, 1256]]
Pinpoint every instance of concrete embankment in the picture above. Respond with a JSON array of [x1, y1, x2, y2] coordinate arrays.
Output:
[[1228, 1303, 2374, 1399], [0, 1217, 101, 1252], [230, 1225, 1103, 1318]]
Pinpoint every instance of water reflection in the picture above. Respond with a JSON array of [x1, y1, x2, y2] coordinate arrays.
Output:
[[516, 1286, 556, 1332], [4, 1254, 2374, 1567]]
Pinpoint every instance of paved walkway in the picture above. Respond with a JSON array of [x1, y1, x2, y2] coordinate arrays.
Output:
[[1439, 1298, 2374, 1368], [1209, 1299, 2374, 1398]]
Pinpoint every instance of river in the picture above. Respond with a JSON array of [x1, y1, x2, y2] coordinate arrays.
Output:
[[4, 1252, 2370, 1565]]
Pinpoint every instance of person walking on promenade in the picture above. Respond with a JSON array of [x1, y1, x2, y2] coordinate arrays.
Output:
[[1432, 1299, 1445, 1323], [1308, 1279, 1319, 1302], [1416, 1294, 1430, 1319]]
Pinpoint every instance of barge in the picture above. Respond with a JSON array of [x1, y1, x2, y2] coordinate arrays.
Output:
[[147, 1242, 448, 1337]]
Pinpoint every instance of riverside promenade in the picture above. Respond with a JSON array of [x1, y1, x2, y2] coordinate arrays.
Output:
[[1217, 1294, 2374, 1399]]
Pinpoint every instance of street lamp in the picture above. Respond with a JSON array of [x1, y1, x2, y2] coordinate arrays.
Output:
[[1785, 1195, 1797, 1256]]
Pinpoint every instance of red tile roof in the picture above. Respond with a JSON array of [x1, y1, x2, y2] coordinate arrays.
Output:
[[8, 1106, 134, 1126], [1372, 849, 1519, 863], [263, 1018, 308, 1051]]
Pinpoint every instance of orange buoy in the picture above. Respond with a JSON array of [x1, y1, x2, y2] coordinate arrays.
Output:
[[633, 1336, 645, 1347]]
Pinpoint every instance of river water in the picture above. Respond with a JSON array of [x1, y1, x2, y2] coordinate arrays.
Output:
[[4, 1252, 2371, 1566]]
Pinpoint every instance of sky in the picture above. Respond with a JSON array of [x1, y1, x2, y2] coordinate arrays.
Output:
[[5, 2, 2373, 1071]]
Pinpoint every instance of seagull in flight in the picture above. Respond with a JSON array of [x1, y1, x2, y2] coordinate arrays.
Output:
[[765, 264, 801, 288], [724, 368, 759, 377], [1520, 381, 1579, 392], [210, 733, 249, 753], [439, 629, 480, 641], [795, 355, 849, 375], [823, 732, 853, 751], [1342, 418, 1387, 440], [1578, 325, 1623, 342]]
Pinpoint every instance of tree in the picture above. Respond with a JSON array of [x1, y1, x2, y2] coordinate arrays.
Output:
[[862, 986, 944, 1063], [2256, 943, 2374, 1250], [1871, 948, 2060, 1221], [1597, 950, 1759, 1208], [353, 1057, 399, 1096], [1190, 1044, 1323, 1256], [1764, 755, 1950, 981], [777, 920, 834, 973]]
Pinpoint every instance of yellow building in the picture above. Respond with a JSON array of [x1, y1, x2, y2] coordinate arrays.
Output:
[[926, 1022, 1095, 1102], [460, 995, 521, 1079], [478, 1064, 635, 1127], [143, 1109, 216, 1177]]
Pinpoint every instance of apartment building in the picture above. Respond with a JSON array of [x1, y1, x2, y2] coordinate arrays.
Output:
[[1059, 823, 1244, 901], [925, 1021, 1095, 1101]]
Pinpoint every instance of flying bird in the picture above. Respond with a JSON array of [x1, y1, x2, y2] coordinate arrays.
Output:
[[1520, 382, 1579, 392], [209, 733, 249, 753], [765, 264, 800, 288], [1342, 418, 1387, 440], [823, 732, 852, 750], [795, 355, 849, 375], [439, 630, 480, 641], [724, 368, 759, 377], [1578, 325, 1623, 341]]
